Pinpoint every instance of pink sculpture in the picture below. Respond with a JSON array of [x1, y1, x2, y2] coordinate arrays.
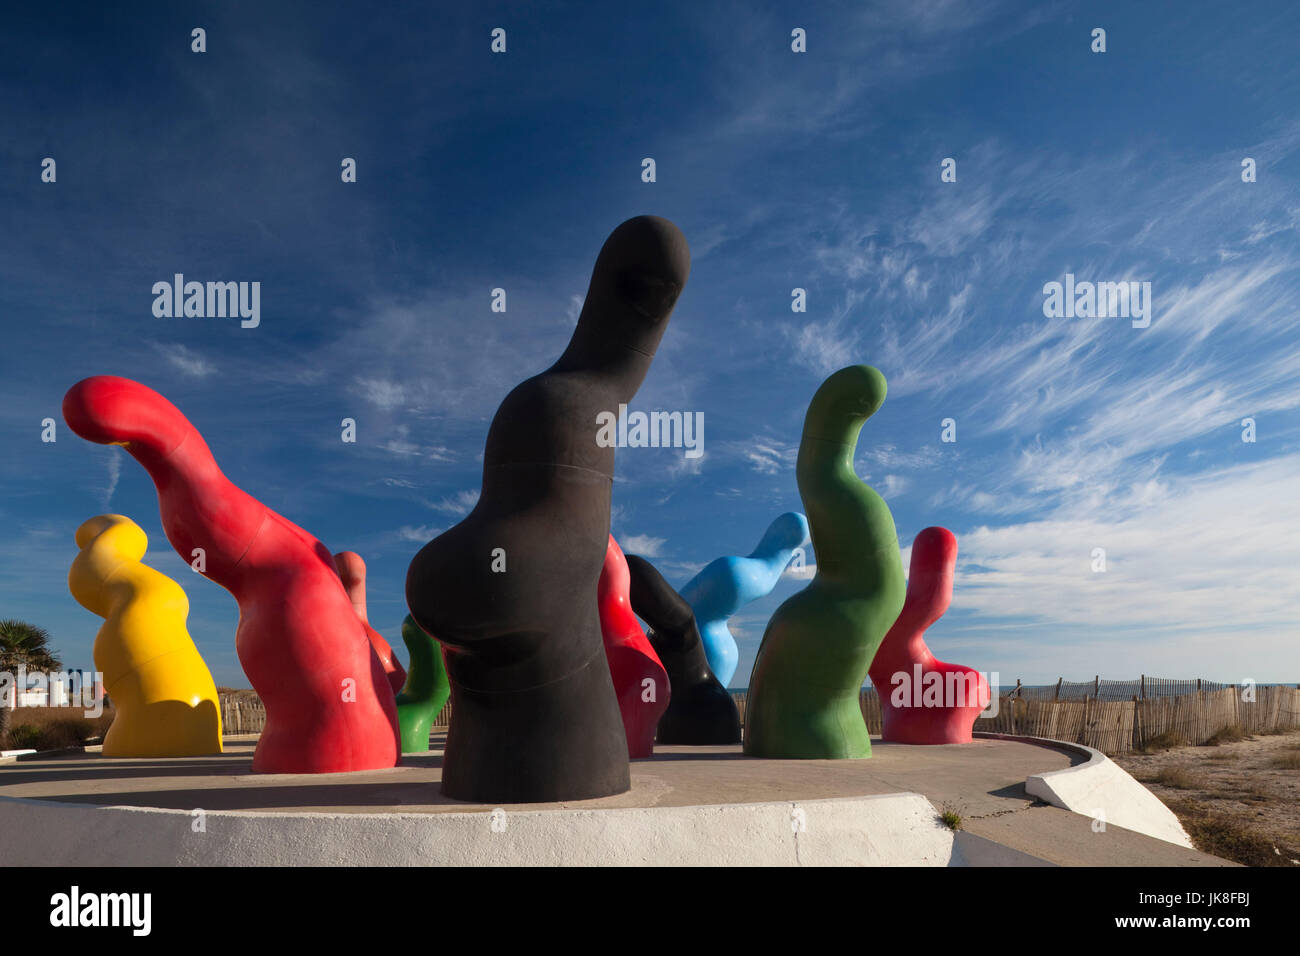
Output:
[[62, 376, 400, 773], [869, 527, 989, 744], [597, 535, 670, 757]]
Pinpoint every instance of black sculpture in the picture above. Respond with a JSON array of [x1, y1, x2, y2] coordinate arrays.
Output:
[[625, 554, 742, 745], [406, 216, 690, 802]]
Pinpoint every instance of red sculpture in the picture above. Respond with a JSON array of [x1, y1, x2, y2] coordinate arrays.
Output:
[[869, 527, 989, 744], [62, 376, 400, 773], [597, 535, 670, 757], [334, 551, 407, 696]]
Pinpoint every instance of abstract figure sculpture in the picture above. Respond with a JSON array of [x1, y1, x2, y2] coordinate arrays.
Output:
[[406, 215, 690, 802], [870, 527, 989, 744], [626, 554, 741, 745], [597, 535, 670, 758], [743, 365, 906, 758], [62, 377, 400, 773], [395, 614, 451, 753], [680, 512, 810, 687], [68, 514, 222, 757], [334, 550, 407, 695]]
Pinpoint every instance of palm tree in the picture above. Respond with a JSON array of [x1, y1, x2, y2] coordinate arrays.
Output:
[[0, 619, 63, 673]]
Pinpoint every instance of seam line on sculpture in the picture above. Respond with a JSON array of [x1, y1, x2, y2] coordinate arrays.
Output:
[[100, 645, 194, 686], [230, 509, 269, 572], [452, 646, 611, 695], [487, 461, 613, 480]]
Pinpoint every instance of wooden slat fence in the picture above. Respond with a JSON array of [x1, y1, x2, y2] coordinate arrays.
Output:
[[217, 679, 1300, 757]]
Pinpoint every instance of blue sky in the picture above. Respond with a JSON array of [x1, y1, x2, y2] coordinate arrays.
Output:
[[1, 1, 1297, 689]]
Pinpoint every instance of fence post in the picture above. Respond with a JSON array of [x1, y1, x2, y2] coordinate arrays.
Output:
[[1094, 675, 1099, 697], [1140, 675, 1145, 699], [1054, 678, 1062, 701]]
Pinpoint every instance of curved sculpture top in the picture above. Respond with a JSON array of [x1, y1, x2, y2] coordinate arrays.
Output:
[[68, 513, 222, 757], [743, 365, 906, 759], [626, 553, 741, 746], [869, 527, 989, 744], [679, 512, 810, 687], [395, 615, 451, 753], [334, 550, 407, 696], [406, 215, 690, 803], [62, 376, 400, 774], [597, 535, 670, 758]]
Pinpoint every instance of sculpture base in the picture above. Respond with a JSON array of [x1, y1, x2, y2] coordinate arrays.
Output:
[[0, 734, 1226, 866]]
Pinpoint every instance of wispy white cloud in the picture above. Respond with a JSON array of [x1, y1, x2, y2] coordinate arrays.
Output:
[[429, 489, 480, 517], [877, 474, 907, 498], [381, 424, 456, 462], [858, 443, 944, 471], [783, 560, 816, 581], [355, 377, 407, 410], [727, 437, 798, 475], [101, 448, 122, 508], [154, 343, 216, 378], [621, 534, 666, 558], [953, 455, 1300, 641]]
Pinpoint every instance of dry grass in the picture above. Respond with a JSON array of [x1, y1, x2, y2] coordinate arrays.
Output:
[[1203, 724, 1251, 746], [1145, 767, 1205, 790], [1, 706, 115, 751], [1166, 798, 1294, 867], [1115, 729, 1300, 867], [1141, 730, 1189, 753]]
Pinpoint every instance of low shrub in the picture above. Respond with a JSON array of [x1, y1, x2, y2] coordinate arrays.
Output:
[[0, 706, 115, 751]]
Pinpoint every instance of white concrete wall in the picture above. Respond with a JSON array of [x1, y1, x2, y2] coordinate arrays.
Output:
[[0, 791, 959, 867]]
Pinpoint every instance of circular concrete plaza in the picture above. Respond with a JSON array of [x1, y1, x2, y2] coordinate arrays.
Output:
[[0, 734, 1232, 866]]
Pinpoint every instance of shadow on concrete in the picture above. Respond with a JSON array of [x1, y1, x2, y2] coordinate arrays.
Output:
[[27, 780, 465, 812]]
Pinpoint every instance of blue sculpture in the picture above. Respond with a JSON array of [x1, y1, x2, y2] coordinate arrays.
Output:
[[678, 512, 811, 687]]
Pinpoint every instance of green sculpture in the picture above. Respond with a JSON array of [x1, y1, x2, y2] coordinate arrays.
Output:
[[743, 365, 906, 758], [396, 615, 451, 753]]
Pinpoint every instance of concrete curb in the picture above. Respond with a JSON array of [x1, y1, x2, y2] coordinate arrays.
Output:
[[973, 732, 1194, 848], [0, 790, 962, 866], [0, 746, 89, 765]]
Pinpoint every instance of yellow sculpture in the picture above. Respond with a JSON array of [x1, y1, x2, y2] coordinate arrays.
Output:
[[68, 514, 222, 756]]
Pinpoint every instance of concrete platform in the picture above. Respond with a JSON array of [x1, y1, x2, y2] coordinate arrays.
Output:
[[0, 734, 1232, 866]]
